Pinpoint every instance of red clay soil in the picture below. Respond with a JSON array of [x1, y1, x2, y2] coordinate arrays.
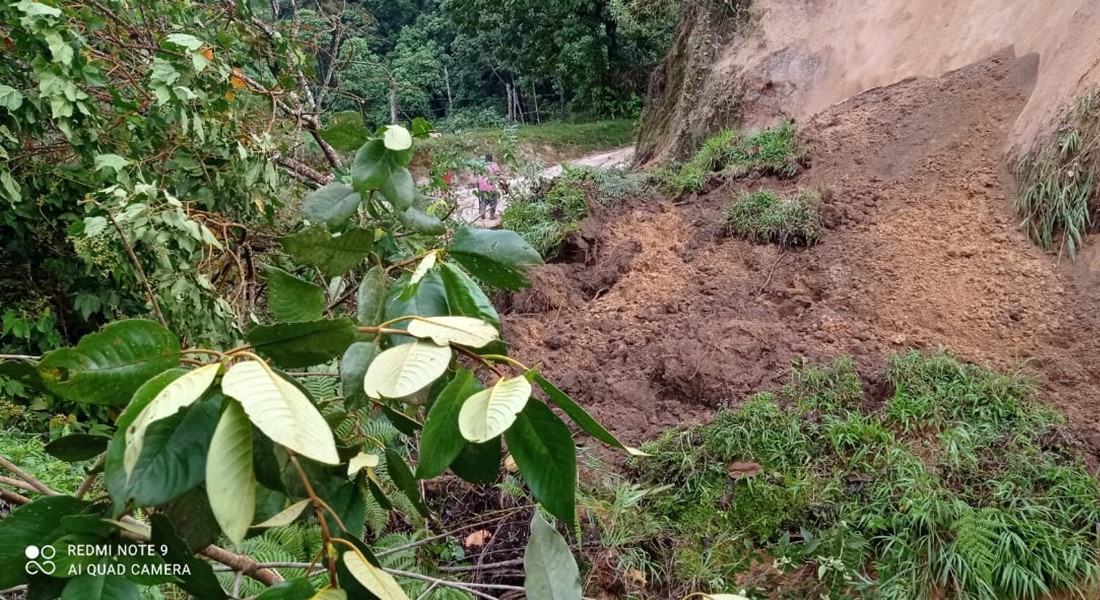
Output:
[[502, 53, 1100, 457]]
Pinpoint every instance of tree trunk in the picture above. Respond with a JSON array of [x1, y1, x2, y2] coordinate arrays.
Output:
[[444, 65, 453, 115], [389, 78, 398, 125], [513, 86, 524, 124], [506, 83, 514, 124], [532, 82, 540, 124]]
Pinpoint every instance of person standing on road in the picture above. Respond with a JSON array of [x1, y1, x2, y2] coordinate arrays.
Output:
[[476, 154, 504, 220]]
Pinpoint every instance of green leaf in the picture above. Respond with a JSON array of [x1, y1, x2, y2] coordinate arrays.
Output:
[[44, 433, 109, 461], [357, 266, 388, 326], [246, 318, 357, 368], [341, 551, 411, 600], [119, 393, 223, 507], [320, 111, 370, 153], [0, 496, 88, 588], [255, 579, 317, 600], [37, 320, 180, 406], [380, 166, 415, 209], [398, 207, 445, 234], [449, 437, 501, 484], [61, 574, 140, 600], [150, 514, 228, 599], [340, 341, 379, 407], [351, 140, 393, 192], [459, 375, 532, 443], [302, 182, 362, 227], [448, 227, 543, 290], [362, 341, 451, 399], [265, 266, 326, 322], [505, 401, 577, 526], [45, 31, 73, 66], [124, 363, 220, 476], [206, 400, 256, 546], [164, 33, 204, 51], [0, 84, 24, 111], [383, 125, 413, 152], [161, 488, 221, 552], [410, 117, 432, 138], [93, 153, 130, 173], [281, 226, 374, 278], [533, 373, 647, 456], [407, 316, 498, 348], [384, 448, 428, 516], [323, 481, 366, 538], [440, 263, 500, 327], [417, 370, 481, 479], [221, 360, 339, 464], [524, 511, 582, 600]]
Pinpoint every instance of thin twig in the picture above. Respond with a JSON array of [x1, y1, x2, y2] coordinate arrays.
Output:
[[0, 353, 40, 361], [438, 558, 525, 573], [756, 250, 786, 296], [75, 455, 107, 499], [85, 199, 167, 327]]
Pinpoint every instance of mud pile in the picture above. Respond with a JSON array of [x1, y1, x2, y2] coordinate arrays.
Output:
[[505, 54, 1100, 455]]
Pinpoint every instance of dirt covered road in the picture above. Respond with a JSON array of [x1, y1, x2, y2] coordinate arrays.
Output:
[[503, 53, 1100, 455]]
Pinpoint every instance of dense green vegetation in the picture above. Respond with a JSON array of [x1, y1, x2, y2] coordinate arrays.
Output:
[[620, 352, 1100, 599], [654, 120, 806, 196], [503, 166, 648, 257], [723, 189, 822, 246], [1015, 88, 1100, 258], [419, 119, 636, 159]]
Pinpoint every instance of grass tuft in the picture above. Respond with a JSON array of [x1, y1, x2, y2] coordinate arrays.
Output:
[[722, 188, 822, 246], [1015, 88, 1100, 257]]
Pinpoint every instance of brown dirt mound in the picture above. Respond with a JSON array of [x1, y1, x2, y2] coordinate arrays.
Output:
[[503, 52, 1100, 455]]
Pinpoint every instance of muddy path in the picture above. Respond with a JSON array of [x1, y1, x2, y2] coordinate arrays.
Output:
[[502, 53, 1100, 455]]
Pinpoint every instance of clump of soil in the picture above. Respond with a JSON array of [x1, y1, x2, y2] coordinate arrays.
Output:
[[504, 53, 1100, 456]]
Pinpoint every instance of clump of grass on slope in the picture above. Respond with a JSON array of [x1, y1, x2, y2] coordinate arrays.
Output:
[[624, 352, 1100, 599], [723, 188, 822, 246], [502, 166, 647, 258], [654, 120, 805, 197], [1015, 88, 1100, 257]]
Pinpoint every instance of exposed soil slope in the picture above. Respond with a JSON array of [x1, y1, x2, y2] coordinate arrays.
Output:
[[504, 54, 1100, 455]]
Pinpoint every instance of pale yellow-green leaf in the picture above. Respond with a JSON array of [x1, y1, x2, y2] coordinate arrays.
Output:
[[342, 551, 411, 600], [409, 251, 436, 287], [105, 519, 151, 538], [625, 446, 651, 457], [407, 316, 499, 348], [458, 376, 532, 443], [362, 341, 451, 399], [221, 360, 339, 464], [206, 400, 255, 546], [309, 587, 347, 600], [383, 125, 413, 151], [254, 498, 311, 528], [348, 452, 380, 477], [124, 363, 220, 477]]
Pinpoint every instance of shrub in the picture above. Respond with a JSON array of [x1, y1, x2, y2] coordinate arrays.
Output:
[[722, 189, 822, 246], [654, 120, 806, 196]]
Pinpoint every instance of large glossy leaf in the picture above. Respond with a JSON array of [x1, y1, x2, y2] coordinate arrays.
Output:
[[351, 139, 392, 192], [362, 340, 451, 399], [207, 400, 256, 546], [383, 271, 449, 346], [266, 266, 326, 322], [342, 551, 411, 600], [255, 579, 317, 600], [246, 318, 357, 368], [281, 226, 374, 278], [60, 574, 140, 600], [162, 488, 220, 553], [417, 370, 482, 479], [124, 363, 219, 476], [221, 360, 339, 465], [323, 481, 366, 539], [37, 320, 180, 406], [448, 227, 543, 290], [0, 496, 88, 588], [407, 316, 498, 348], [458, 375, 532, 443], [150, 514, 228, 599], [449, 437, 502, 484], [398, 206, 445, 234], [340, 342, 380, 408], [440, 263, 500, 327], [302, 182, 362, 227], [524, 511, 582, 600], [44, 433, 109, 462], [380, 166, 415, 210], [505, 401, 577, 526], [121, 395, 223, 507], [356, 266, 388, 326], [384, 448, 428, 516], [533, 373, 647, 456]]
